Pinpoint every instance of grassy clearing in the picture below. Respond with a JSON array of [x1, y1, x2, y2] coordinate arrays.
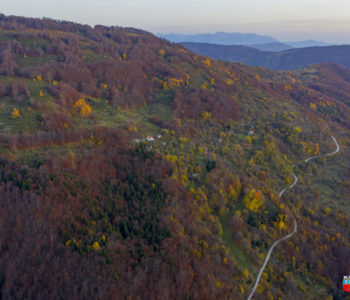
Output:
[[16, 55, 60, 67], [82, 48, 111, 63], [0, 76, 61, 132], [293, 271, 328, 298], [20, 37, 50, 49], [74, 97, 162, 136], [138, 92, 173, 121], [0, 96, 42, 133], [178, 62, 208, 89], [0, 77, 172, 138], [219, 214, 257, 275], [0, 31, 12, 42]]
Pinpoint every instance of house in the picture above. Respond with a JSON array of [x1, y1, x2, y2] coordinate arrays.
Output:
[[146, 136, 154, 142]]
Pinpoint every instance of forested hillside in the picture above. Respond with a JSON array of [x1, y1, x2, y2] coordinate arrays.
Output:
[[0, 14, 349, 299]]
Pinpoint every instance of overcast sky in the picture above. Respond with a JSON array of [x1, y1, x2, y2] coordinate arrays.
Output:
[[2, 0, 350, 43]]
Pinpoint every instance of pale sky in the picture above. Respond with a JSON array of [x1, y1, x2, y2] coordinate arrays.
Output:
[[1, 0, 350, 43]]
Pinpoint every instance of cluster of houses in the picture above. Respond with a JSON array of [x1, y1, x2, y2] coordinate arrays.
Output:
[[133, 134, 162, 143]]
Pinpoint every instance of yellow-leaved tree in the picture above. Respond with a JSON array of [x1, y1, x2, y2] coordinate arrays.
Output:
[[92, 241, 100, 251], [74, 98, 92, 117], [202, 58, 211, 67], [11, 107, 21, 119], [244, 189, 264, 212], [309, 102, 317, 111]]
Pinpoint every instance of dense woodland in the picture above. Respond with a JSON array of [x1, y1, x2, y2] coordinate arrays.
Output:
[[0, 14, 350, 299]]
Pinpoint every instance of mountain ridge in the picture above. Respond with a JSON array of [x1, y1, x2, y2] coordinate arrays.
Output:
[[158, 32, 332, 49], [182, 42, 350, 70], [157, 31, 280, 45], [250, 42, 293, 52]]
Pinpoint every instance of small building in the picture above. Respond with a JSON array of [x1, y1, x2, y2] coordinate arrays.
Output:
[[146, 136, 154, 142]]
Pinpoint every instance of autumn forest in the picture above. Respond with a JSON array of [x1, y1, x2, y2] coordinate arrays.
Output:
[[0, 14, 349, 299]]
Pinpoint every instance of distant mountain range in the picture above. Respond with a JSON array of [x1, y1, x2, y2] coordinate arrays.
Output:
[[158, 32, 331, 51], [182, 42, 350, 70], [250, 42, 292, 52], [286, 40, 331, 48], [157, 32, 279, 45]]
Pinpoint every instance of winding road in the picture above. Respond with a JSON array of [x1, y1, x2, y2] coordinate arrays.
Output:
[[247, 135, 340, 300]]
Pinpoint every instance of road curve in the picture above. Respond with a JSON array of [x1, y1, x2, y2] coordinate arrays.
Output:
[[247, 135, 339, 300], [246, 219, 297, 300], [305, 155, 320, 163], [290, 174, 298, 189], [327, 136, 340, 156]]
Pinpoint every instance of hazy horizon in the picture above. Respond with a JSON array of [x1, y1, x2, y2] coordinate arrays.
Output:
[[1, 0, 350, 44], [154, 19, 350, 44]]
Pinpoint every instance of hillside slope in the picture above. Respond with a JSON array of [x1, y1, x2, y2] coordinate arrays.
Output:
[[0, 14, 349, 300], [183, 42, 350, 70]]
